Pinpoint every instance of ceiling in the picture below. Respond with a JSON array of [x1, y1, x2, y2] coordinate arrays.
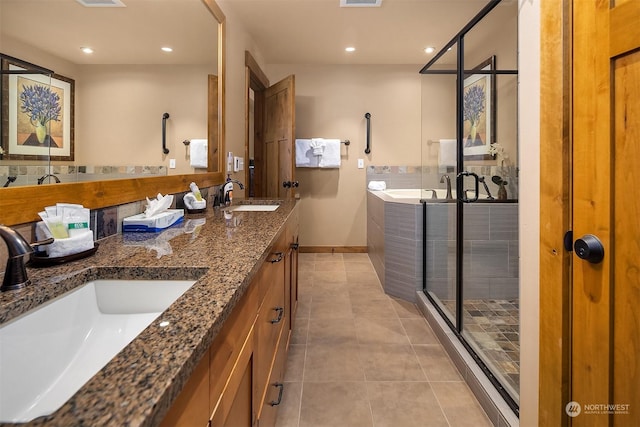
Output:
[[0, 0, 514, 67], [0, 0, 217, 65], [217, 0, 513, 65]]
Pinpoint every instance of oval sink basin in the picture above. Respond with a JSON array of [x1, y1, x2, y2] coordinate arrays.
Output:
[[0, 279, 196, 423], [230, 204, 279, 212]]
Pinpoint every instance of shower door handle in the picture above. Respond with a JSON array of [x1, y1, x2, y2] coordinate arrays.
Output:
[[456, 171, 479, 203]]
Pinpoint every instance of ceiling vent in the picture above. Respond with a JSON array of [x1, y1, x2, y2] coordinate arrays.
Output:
[[340, 0, 382, 7], [75, 0, 126, 7]]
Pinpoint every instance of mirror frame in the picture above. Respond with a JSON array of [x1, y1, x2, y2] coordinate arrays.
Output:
[[0, 0, 226, 226]]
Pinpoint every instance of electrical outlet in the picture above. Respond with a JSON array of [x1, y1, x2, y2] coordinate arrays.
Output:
[[357, 158, 364, 169], [169, 159, 176, 169]]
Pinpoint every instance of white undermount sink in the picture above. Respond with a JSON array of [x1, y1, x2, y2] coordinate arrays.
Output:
[[0, 279, 196, 423], [230, 204, 279, 212]]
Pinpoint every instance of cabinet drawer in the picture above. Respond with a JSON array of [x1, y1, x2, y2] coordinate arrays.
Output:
[[257, 330, 288, 427], [254, 267, 285, 410]]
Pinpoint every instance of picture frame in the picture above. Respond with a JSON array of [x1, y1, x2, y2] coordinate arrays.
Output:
[[1, 58, 74, 161], [462, 55, 496, 160]]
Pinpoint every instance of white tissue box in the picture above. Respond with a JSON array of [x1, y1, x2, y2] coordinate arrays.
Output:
[[123, 209, 185, 232], [43, 230, 95, 258]]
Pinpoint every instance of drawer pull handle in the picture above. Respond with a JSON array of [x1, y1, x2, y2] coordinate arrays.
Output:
[[269, 252, 284, 263], [269, 382, 284, 406], [270, 306, 284, 324]]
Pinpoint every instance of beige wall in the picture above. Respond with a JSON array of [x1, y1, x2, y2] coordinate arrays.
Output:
[[518, 1, 540, 425], [266, 63, 423, 248], [76, 64, 210, 175]]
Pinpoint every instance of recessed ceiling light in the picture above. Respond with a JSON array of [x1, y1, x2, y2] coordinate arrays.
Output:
[[345, 47, 356, 52], [161, 47, 173, 52], [424, 47, 435, 54], [81, 47, 94, 54]]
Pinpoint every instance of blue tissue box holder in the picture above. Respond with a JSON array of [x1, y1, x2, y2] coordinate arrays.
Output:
[[122, 209, 185, 232]]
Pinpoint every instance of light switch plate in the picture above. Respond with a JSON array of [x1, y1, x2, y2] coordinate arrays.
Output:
[[234, 156, 244, 172], [357, 158, 364, 169], [169, 159, 176, 169]]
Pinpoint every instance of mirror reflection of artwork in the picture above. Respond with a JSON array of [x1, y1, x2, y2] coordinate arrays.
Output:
[[3, 61, 74, 161], [17, 76, 64, 148]]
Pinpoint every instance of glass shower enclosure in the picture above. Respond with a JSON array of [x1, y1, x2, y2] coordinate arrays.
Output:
[[419, 0, 519, 412]]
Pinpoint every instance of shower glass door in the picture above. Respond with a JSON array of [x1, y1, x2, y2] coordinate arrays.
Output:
[[421, 0, 519, 410]]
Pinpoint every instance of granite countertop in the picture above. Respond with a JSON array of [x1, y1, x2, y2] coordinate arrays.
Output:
[[0, 199, 297, 427]]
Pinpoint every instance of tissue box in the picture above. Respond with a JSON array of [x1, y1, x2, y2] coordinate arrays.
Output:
[[123, 209, 185, 232], [44, 230, 95, 258]]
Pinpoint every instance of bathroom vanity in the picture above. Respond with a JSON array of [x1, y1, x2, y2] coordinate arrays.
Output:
[[0, 200, 299, 427]]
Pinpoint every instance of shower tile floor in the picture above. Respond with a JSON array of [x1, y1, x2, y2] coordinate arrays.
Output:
[[275, 253, 491, 427], [440, 299, 520, 396]]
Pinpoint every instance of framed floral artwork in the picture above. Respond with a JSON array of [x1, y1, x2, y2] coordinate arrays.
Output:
[[1, 58, 74, 161], [463, 55, 495, 160]]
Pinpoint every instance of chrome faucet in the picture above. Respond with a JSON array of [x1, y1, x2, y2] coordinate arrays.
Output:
[[221, 175, 245, 206], [440, 175, 453, 200], [37, 174, 61, 185], [0, 225, 53, 291]]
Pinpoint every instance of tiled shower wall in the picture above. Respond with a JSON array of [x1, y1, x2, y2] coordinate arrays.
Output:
[[425, 203, 519, 301]]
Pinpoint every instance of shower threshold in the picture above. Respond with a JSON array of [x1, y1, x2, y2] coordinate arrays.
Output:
[[416, 291, 519, 427]]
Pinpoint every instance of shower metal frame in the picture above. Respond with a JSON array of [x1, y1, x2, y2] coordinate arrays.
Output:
[[419, 0, 519, 415]]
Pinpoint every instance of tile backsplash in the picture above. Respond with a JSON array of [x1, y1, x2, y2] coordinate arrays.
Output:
[[0, 165, 167, 187]]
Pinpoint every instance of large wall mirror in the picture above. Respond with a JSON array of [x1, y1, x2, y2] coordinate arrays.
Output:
[[0, 0, 225, 225]]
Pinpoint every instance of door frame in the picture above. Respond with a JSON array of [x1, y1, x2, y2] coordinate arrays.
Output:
[[245, 51, 270, 198], [539, 0, 572, 425]]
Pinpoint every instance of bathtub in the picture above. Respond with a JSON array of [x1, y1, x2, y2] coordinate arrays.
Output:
[[380, 188, 480, 200]]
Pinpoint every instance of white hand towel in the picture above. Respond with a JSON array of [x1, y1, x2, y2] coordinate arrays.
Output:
[[318, 139, 341, 168], [309, 138, 326, 156], [438, 139, 456, 167], [368, 181, 386, 190], [190, 139, 208, 168], [295, 139, 320, 167]]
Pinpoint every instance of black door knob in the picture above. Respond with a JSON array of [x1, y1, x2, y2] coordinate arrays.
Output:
[[574, 234, 605, 264], [283, 181, 292, 188], [292, 181, 299, 188]]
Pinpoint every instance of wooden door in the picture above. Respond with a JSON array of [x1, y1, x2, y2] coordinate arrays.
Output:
[[263, 75, 296, 199], [570, 1, 640, 425]]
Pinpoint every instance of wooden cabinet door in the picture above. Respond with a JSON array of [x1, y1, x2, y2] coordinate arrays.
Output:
[[210, 327, 255, 427], [159, 350, 210, 427]]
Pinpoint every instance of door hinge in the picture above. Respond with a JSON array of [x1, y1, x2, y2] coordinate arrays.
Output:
[[563, 230, 573, 252]]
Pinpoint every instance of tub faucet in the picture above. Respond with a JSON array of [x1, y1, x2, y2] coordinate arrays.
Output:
[[3, 176, 17, 188], [0, 225, 53, 292], [440, 175, 453, 200]]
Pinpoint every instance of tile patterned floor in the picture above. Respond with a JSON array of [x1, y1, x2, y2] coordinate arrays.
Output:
[[275, 253, 491, 427], [440, 299, 520, 398]]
